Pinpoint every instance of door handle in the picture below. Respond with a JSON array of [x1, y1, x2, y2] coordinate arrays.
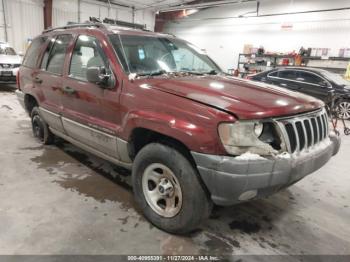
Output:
[[63, 86, 76, 95], [33, 77, 42, 84], [280, 83, 287, 87]]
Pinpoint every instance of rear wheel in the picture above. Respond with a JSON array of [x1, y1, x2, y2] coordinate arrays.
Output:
[[132, 143, 212, 234], [31, 107, 54, 145]]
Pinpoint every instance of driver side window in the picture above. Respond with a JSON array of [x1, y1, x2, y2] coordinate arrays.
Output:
[[69, 35, 107, 81], [297, 71, 330, 87]]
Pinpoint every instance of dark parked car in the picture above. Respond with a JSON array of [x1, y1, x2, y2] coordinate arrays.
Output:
[[248, 67, 350, 119], [16, 22, 340, 233]]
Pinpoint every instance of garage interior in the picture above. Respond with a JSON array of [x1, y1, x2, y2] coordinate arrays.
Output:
[[0, 0, 350, 258]]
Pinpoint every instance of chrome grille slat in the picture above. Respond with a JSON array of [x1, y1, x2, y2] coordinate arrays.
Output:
[[291, 121, 300, 152], [301, 120, 308, 151], [308, 118, 314, 147], [314, 117, 320, 144], [317, 116, 323, 141], [276, 109, 328, 154]]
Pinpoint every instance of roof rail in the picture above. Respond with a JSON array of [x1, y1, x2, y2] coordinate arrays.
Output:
[[42, 22, 106, 33]]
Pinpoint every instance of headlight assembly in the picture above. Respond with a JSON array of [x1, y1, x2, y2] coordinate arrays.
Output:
[[218, 121, 282, 156]]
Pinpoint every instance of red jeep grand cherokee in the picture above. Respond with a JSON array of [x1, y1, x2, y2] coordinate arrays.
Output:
[[16, 22, 340, 233]]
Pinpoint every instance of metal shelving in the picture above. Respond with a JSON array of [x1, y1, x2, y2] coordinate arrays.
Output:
[[236, 53, 350, 77]]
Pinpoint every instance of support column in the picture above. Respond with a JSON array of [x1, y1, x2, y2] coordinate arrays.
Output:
[[43, 0, 52, 29], [2, 0, 8, 41]]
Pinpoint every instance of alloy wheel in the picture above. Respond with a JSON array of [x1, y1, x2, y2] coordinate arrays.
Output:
[[337, 102, 350, 119]]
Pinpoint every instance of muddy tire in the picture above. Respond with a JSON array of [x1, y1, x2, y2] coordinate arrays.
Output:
[[132, 143, 212, 234], [31, 107, 54, 145]]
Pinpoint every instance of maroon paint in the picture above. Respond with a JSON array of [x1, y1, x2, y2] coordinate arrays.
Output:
[[19, 27, 323, 156]]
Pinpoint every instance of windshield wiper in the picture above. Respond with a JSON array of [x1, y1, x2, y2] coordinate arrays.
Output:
[[206, 70, 219, 75], [137, 69, 168, 78], [178, 70, 205, 75]]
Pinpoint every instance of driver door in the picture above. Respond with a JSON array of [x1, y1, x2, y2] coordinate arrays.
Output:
[[61, 34, 119, 158]]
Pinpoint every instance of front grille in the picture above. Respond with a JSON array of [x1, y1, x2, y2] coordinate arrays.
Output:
[[0, 63, 20, 69], [276, 108, 329, 154]]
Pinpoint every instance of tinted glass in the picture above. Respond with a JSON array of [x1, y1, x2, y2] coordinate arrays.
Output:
[[40, 37, 55, 70], [109, 34, 221, 75], [268, 71, 278, 77], [46, 34, 72, 75], [297, 71, 328, 86], [69, 35, 107, 81], [23, 37, 47, 68], [278, 70, 297, 80]]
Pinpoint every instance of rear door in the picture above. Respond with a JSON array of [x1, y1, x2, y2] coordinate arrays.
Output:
[[61, 34, 120, 158], [20, 36, 48, 96], [35, 34, 73, 133]]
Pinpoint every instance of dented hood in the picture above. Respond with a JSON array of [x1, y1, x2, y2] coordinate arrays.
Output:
[[142, 75, 324, 119]]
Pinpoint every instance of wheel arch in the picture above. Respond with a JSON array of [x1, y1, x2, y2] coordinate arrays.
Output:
[[128, 127, 196, 168], [24, 94, 39, 115]]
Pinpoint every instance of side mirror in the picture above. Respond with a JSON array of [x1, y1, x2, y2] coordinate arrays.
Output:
[[86, 67, 113, 88]]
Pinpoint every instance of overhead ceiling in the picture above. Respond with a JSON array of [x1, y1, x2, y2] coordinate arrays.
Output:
[[97, 0, 256, 11], [97, 0, 195, 10]]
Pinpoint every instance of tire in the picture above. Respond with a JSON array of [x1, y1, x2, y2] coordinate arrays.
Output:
[[31, 107, 54, 145], [132, 143, 212, 234], [335, 100, 350, 120]]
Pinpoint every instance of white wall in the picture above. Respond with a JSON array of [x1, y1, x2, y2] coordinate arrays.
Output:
[[53, 0, 155, 30], [0, 0, 44, 53], [163, 0, 350, 71]]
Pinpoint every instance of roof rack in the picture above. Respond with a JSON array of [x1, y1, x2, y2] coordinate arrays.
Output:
[[42, 17, 148, 34], [102, 18, 146, 30], [42, 21, 106, 33]]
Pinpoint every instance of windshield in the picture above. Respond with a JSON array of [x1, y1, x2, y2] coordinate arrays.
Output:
[[0, 46, 16, 55], [109, 34, 221, 76], [322, 71, 350, 86]]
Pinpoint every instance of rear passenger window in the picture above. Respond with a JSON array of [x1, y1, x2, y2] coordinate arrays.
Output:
[[40, 38, 55, 70], [69, 35, 108, 81], [23, 37, 47, 68], [278, 70, 297, 80], [46, 34, 73, 75]]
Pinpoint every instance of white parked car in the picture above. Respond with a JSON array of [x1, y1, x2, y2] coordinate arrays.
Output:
[[0, 41, 22, 83]]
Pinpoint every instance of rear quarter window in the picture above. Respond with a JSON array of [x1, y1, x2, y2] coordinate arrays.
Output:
[[23, 37, 47, 68]]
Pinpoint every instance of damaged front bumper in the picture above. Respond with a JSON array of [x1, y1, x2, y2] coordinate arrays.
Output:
[[191, 134, 341, 206]]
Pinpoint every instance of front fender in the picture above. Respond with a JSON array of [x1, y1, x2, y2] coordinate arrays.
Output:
[[120, 109, 216, 153]]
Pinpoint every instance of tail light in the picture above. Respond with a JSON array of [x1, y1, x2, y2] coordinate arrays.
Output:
[[16, 70, 20, 90]]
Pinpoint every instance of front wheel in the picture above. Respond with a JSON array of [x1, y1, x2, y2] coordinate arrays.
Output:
[[335, 100, 350, 120], [132, 143, 212, 234]]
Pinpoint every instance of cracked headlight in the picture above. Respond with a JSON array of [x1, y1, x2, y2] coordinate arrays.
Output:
[[218, 121, 281, 156]]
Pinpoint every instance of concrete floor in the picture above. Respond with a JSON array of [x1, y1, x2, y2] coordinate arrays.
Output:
[[0, 84, 350, 255]]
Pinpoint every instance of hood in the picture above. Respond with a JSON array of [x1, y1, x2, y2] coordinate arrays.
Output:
[[137, 75, 324, 119], [0, 54, 22, 64]]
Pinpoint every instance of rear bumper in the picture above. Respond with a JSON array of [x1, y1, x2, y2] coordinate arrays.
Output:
[[15, 90, 25, 110], [192, 134, 341, 206]]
